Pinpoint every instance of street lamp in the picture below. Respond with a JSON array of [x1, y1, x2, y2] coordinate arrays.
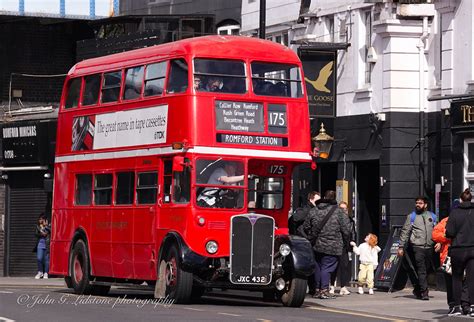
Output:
[[312, 123, 334, 159]]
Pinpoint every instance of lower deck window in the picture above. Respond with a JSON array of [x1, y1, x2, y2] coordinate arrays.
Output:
[[75, 174, 92, 205], [94, 174, 113, 205], [137, 172, 158, 204]]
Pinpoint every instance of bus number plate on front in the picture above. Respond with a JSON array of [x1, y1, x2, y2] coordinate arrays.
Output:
[[268, 165, 286, 175], [233, 275, 268, 284]]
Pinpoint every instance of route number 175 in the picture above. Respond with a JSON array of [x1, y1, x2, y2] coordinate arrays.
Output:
[[268, 165, 286, 175]]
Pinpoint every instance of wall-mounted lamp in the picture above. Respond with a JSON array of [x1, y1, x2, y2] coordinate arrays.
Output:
[[367, 46, 377, 63], [380, 176, 386, 187], [440, 105, 450, 116], [1, 174, 8, 180], [312, 123, 334, 159]]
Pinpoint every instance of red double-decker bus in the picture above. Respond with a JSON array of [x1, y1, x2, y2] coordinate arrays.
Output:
[[50, 35, 315, 307]]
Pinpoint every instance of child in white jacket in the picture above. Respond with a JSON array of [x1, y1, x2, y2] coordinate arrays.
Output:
[[350, 233, 381, 295]]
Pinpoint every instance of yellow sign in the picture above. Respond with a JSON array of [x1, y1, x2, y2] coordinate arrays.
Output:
[[304, 61, 334, 93], [336, 180, 349, 204], [461, 104, 474, 124]]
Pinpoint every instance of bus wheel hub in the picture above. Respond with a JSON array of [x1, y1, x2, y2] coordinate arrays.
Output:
[[74, 257, 83, 283], [165, 259, 177, 286]]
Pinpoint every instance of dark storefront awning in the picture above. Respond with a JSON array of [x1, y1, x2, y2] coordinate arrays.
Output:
[[428, 93, 474, 101], [291, 41, 351, 51]]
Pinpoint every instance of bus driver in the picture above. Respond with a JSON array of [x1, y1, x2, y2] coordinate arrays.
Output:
[[197, 162, 244, 207]]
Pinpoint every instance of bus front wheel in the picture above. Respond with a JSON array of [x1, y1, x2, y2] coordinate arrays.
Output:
[[164, 245, 193, 303], [280, 277, 307, 307], [70, 239, 93, 295]]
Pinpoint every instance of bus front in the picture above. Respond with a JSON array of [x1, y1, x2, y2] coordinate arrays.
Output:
[[161, 46, 315, 307]]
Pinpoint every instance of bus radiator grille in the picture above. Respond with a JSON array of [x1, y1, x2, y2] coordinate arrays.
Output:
[[229, 214, 274, 285]]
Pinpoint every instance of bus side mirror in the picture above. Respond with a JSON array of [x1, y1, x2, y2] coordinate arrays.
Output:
[[173, 156, 185, 172]]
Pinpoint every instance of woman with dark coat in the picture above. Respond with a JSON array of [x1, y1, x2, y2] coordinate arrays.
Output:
[[445, 189, 474, 316]]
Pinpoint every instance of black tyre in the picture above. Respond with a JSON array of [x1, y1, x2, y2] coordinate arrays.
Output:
[[163, 245, 193, 303], [70, 239, 93, 295], [64, 276, 73, 289], [280, 277, 307, 307]]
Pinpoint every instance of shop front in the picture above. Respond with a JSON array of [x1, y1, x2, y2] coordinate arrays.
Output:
[[450, 99, 474, 202], [1, 118, 56, 276]]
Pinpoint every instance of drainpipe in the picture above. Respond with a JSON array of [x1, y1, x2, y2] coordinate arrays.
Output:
[[417, 16, 429, 195]]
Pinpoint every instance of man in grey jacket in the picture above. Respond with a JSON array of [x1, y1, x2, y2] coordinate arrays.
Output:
[[398, 196, 437, 301]]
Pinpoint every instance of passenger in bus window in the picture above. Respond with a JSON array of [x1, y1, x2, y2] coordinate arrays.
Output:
[[193, 76, 202, 90], [222, 77, 246, 94], [205, 77, 224, 92]]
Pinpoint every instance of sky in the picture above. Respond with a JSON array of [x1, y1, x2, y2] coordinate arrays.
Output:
[[0, 0, 114, 18]]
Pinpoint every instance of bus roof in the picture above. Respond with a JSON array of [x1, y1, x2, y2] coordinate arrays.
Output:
[[70, 36, 301, 76]]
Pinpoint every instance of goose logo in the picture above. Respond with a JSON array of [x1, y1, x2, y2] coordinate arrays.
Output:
[[304, 61, 334, 93]]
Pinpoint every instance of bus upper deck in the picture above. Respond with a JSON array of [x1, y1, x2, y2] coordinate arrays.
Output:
[[58, 35, 311, 161]]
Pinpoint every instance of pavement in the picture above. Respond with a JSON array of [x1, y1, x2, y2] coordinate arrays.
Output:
[[0, 277, 455, 321]]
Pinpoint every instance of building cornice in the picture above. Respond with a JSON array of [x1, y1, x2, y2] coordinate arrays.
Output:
[[373, 19, 425, 37]]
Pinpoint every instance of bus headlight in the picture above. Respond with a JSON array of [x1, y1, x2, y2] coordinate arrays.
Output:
[[275, 278, 286, 291], [206, 241, 218, 254], [279, 244, 291, 257]]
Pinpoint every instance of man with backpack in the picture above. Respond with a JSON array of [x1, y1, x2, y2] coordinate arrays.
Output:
[[288, 191, 320, 295], [398, 196, 437, 301], [289, 191, 320, 236]]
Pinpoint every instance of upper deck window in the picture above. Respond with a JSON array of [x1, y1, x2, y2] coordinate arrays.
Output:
[[251, 62, 303, 98], [145, 62, 167, 97], [65, 78, 82, 109], [123, 66, 144, 100], [101, 71, 122, 104], [82, 74, 101, 106], [194, 59, 246, 94], [167, 59, 188, 94]]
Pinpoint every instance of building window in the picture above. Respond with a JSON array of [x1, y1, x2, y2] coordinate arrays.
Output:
[[464, 139, 474, 196], [364, 11, 373, 84], [438, 14, 443, 83], [328, 16, 335, 43], [267, 33, 288, 46], [217, 25, 240, 35]]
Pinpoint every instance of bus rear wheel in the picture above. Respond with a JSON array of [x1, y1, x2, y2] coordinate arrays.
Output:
[[164, 245, 193, 303], [70, 239, 93, 295], [280, 277, 307, 307]]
